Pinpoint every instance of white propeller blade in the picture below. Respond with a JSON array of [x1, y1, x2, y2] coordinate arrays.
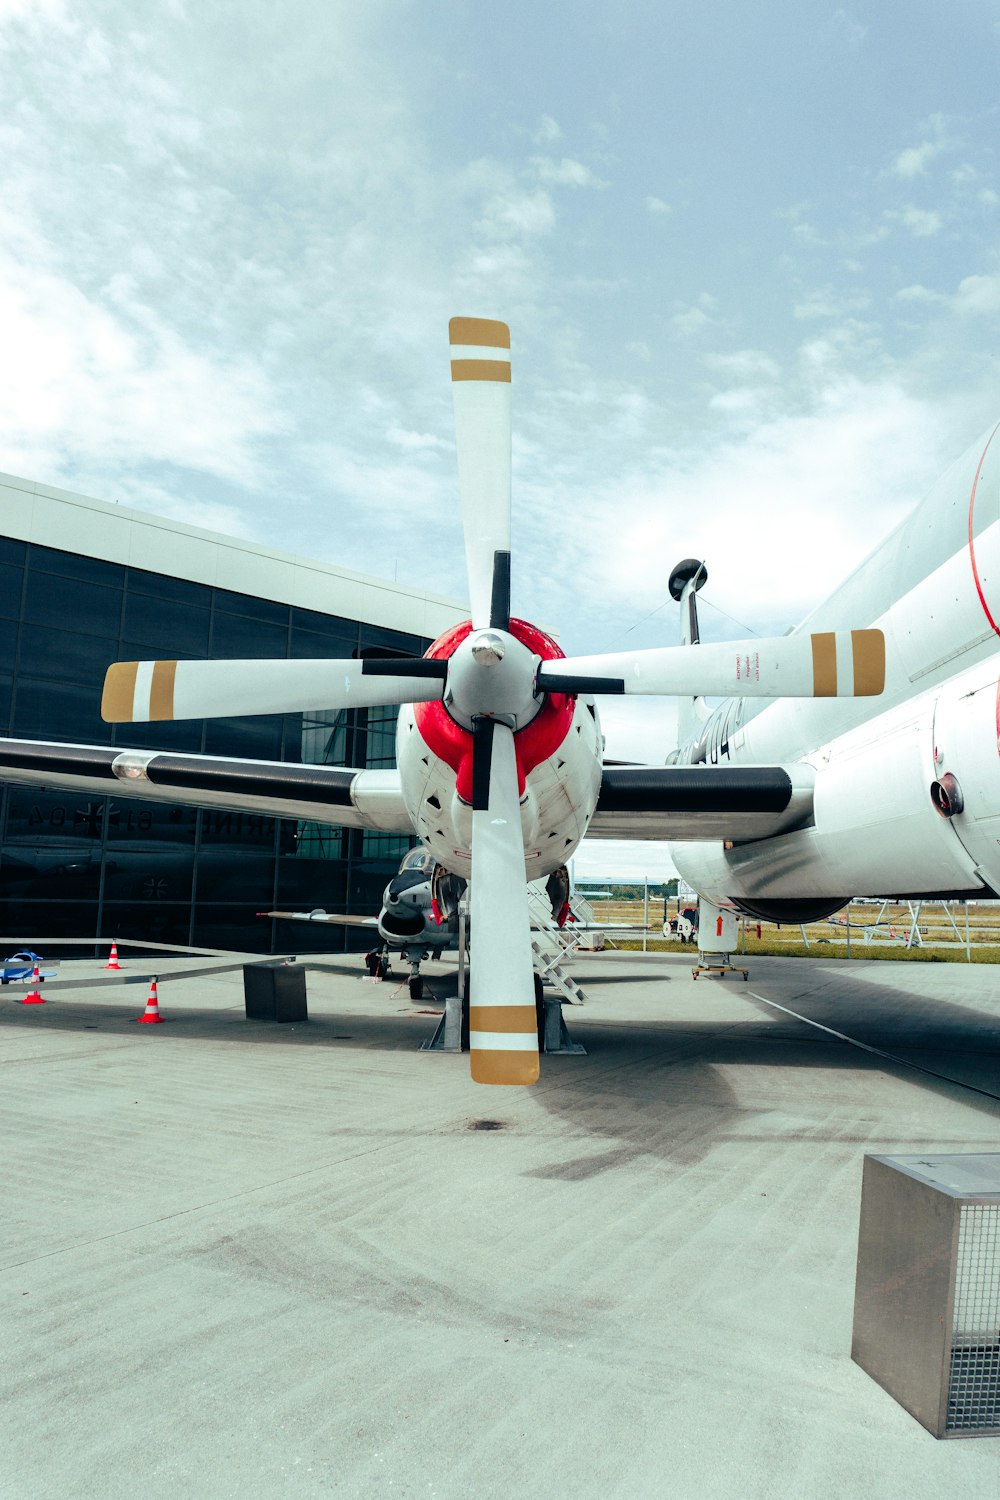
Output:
[[537, 629, 885, 700], [468, 719, 539, 1086], [449, 316, 512, 630], [101, 657, 446, 723]]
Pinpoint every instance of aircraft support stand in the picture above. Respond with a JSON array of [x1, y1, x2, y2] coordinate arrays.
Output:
[[541, 997, 586, 1055], [421, 898, 469, 1053], [692, 897, 749, 981]]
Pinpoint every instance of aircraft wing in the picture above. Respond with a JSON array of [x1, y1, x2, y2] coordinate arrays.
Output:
[[0, 738, 413, 834], [588, 764, 816, 842], [263, 910, 378, 927]]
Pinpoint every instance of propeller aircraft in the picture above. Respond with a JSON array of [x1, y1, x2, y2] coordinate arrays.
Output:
[[3, 315, 994, 1086]]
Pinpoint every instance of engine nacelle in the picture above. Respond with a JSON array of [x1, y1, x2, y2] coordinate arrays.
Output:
[[672, 671, 995, 905], [729, 897, 849, 924]]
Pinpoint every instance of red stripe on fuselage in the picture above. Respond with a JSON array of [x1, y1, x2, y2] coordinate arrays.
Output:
[[413, 618, 575, 801], [967, 421, 1000, 639]]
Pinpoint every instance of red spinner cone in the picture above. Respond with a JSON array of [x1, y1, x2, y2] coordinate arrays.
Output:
[[21, 964, 45, 1005], [104, 942, 123, 970], [135, 978, 163, 1024]]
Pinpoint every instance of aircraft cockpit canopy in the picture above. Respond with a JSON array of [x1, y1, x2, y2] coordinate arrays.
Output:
[[400, 846, 434, 873]]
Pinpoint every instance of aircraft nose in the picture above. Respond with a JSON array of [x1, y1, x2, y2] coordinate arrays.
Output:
[[385, 870, 426, 905]]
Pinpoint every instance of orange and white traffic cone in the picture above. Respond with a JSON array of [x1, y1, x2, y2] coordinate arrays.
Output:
[[21, 964, 45, 1005], [104, 942, 123, 971], [135, 978, 163, 1025]]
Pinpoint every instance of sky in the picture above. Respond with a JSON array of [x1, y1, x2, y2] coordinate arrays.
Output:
[[2, 1, 999, 878]]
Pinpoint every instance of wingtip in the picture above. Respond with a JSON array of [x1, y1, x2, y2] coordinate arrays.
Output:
[[101, 662, 138, 723], [449, 316, 511, 350]]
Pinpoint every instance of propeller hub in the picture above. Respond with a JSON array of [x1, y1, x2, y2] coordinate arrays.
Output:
[[444, 629, 541, 731], [471, 631, 506, 666]]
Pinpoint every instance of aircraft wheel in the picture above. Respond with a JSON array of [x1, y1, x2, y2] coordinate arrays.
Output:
[[408, 975, 423, 1001]]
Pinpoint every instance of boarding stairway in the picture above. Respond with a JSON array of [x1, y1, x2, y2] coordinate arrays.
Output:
[[527, 884, 591, 1006]]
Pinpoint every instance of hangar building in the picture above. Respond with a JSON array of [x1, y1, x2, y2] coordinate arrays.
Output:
[[0, 470, 466, 953]]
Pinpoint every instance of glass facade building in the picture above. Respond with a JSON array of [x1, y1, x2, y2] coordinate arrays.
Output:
[[0, 476, 464, 953]]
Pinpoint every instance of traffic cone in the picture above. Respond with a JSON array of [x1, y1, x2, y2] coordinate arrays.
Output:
[[104, 942, 123, 971], [21, 964, 45, 1005], [135, 978, 163, 1025]]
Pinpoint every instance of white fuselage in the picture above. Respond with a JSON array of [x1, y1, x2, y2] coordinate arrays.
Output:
[[671, 420, 1000, 904]]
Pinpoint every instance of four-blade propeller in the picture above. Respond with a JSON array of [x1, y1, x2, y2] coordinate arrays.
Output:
[[101, 316, 887, 1085]]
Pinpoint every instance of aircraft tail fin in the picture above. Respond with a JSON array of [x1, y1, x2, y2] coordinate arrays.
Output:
[[669, 558, 710, 749]]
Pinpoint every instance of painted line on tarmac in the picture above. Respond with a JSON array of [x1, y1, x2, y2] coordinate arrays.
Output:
[[746, 990, 1000, 1105]]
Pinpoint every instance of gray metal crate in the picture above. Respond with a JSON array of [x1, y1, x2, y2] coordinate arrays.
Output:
[[852, 1154, 1000, 1438]]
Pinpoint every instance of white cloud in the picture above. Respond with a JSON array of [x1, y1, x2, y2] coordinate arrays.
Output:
[[704, 350, 780, 381], [531, 156, 608, 189], [888, 114, 949, 179], [645, 195, 671, 216], [671, 296, 717, 338], [894, 283, 943, 304], [477, 187, 555, 238], [574, 838, 678, 883], [828, 9, 867, 47], [953, 274, 1000, 315], [891, 205, 944, 237], [892, 143, 940, 179], [567, 375, 950, 635], [533, 114, 562, 144]]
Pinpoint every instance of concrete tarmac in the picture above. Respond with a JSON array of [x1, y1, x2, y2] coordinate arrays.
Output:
[[2, 950, 999, 1498]]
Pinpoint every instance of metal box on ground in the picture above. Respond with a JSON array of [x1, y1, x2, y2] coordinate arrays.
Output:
[[852, 1153, 1000, 1438], [242, 962, 308, 1022]]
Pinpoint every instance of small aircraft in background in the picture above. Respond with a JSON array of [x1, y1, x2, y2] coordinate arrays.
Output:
[[264, 850, 578, 998], [263, 846, 466, 999], [1, 951, 59, 985]]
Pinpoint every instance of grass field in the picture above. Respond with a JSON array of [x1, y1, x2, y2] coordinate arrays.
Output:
[[576, 897, 1000, 963]]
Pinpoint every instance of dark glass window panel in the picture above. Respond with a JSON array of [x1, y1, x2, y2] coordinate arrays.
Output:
[[121, 594, 210, 654], [126, 568, 209, 605], [194, 848, 276, 904], [213, 588, 289, 626], [17, 624, 113, 686], [22, 573, 121, 637], [0, 674, 11, 731], [290, 607, 358, 639], [111, 718, 205, 753], [0, 616, 17, 663], [0, 562, 24, 619], [0, 899, 100, 940], [105, 799, 198, 845], [198, 806, 278, 850], [190, 905, 271, 953], [288, 628, 358, 660], [347, 859, 400, 914], [102, 846, 194, 904], [275, 849, 349, 908], [11, 678, 111, 744], [361, 832, 412, 860], [0, 536, 26, 564], [210, 612, 288, 658], [359, 625, 424, 656], [28, 544, 124, 586], [4, 788, 110, 843], [203, 715, 284, 760], [100, 902, 192, 947], [0, 845, 102, 901]]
